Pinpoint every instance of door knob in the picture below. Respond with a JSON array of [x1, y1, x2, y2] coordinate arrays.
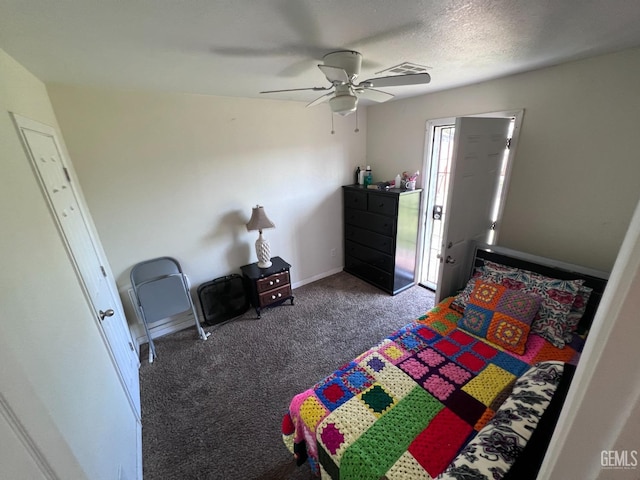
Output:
[[445, 256, 456, 264], [99, 309, 115, 320]]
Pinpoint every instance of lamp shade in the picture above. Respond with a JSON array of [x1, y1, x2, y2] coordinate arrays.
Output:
[[246, 205, 275, 232]]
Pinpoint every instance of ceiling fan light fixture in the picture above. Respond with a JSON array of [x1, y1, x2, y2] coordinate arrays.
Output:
[[329, 94, 358, 116]]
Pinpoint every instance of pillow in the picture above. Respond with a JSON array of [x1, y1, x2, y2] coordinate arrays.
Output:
[[564, 285, 593, 342], [450, 268, 485, 313], [480, 260, 584, 348], [459, 281, 541, 355]]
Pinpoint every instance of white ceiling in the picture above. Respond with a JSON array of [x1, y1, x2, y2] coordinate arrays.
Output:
[[2, 0, 640, 105]]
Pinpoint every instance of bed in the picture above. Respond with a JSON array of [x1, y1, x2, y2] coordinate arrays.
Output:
[[281, 244, 608, 480]]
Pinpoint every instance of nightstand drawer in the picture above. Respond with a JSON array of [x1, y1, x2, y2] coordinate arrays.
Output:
[[256, 271, 290, 293], [259, 284, 292, 307]]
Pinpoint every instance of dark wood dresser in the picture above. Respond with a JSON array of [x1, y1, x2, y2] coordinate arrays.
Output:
[[343, 185, 421, 295]]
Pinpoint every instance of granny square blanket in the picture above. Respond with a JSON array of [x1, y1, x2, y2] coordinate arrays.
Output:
[[282, 299, 582, 479]]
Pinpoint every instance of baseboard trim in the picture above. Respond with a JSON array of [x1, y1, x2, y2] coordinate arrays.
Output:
[[132, 267, 345, 344], [291, 267, 344, 289], [133, 314, 197, 345]]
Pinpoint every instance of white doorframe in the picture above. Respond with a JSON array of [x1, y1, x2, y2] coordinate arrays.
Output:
[[0, 393, 59, 480], [418, 117, 455, 289], [416, 109, 524, 288]]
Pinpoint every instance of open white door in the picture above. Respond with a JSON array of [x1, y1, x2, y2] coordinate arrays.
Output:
[[435, 117, 511, 302], [11, 114, 141, 420]]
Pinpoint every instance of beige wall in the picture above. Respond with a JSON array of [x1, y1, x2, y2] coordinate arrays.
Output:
[[0, 49, 138, 480], [47, 85, 367, 313], [541, 196, 640, 479], [367, 47, 640, 272]]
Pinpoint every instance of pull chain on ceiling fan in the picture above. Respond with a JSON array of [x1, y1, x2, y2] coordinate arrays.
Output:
[[260, 50, 431, 116]]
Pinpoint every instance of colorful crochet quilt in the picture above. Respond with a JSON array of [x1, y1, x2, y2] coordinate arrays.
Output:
[[282, 298, 583, 479]]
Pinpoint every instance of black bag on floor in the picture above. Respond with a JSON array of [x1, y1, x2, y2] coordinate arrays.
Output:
[[197, 274, 249, 326]]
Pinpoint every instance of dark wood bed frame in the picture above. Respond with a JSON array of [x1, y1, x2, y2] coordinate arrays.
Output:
[[469, 243, 610, 479]]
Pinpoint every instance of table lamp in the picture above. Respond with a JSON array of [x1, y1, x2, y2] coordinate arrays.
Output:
[[246, 205, 275, 268]]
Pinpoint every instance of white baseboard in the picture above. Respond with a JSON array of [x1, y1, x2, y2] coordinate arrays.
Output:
[[132, 314, 197, 345], [129, 267, 345, 344], [291, 267, 344, 289], [126, 287, 202, 345]]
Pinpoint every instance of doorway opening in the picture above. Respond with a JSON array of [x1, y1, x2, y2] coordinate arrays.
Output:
[[418, 111, 522, 291], [422, 124, 455, 289]]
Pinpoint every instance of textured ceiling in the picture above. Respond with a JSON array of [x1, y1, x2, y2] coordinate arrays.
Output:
[[2, 0, 640, 105]]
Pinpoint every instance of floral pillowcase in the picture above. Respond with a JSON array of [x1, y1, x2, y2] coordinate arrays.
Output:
[[564, 285, 593, 341], [452, 261, 584, 348], [451, 270, 485, 313]]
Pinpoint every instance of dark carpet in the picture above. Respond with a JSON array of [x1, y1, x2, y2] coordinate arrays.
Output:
[[140, 271, 435, 480]]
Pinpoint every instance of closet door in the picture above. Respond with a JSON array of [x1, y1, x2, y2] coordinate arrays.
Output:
[[12, 113, 141, 418]]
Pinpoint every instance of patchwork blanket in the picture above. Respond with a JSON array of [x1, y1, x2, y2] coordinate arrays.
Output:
[[282, 299, 582, 479]]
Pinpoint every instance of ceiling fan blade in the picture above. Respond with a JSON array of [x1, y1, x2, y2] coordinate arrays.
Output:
[[278, 58, 318, 78], [359, 73, 431, 88], [356, 88, 394, 103], [260, 86, 331, 94], [278, 0, 323, 49], [350, 21, 424, 50], [318, 64, 349, 83], [306, 92, 334, 108]]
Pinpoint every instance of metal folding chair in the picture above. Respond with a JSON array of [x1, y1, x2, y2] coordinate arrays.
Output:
[[130, 256, 210, 363]]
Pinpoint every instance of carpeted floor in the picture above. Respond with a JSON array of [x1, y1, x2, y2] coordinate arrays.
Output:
[[140, 271, 435, 480]]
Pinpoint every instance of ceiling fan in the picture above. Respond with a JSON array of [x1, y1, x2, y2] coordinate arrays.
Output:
[[259, 50, 431, 116]]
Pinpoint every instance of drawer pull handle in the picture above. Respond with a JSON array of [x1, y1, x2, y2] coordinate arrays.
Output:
[[275, 279, 280, 284], [278, 293, 282, 298], [271, 294, 276, 300], [269, 281, 274, 286]]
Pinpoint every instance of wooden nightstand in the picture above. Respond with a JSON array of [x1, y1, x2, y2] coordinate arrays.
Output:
[[240, 256, 294, 318]]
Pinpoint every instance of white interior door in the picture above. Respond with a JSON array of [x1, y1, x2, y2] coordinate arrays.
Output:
[[12, 114, 141, 418], [435, 117, 511, 302]]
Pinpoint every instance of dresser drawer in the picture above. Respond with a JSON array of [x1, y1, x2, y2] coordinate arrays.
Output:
[[259, 284, 292, 308], [345, 225, 394, 255], [345, 257, 392, 291], [256, 271, 290, 293], [344, 209, 395, 236], [344, 189, 367, 211], [345, 240, 393, 273], [367, 193, 398, 217]]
